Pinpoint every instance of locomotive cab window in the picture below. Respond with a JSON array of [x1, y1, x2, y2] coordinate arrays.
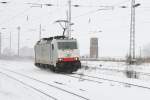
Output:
[[58, 42, 77, 50]]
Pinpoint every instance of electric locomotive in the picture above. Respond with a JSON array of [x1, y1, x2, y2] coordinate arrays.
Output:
[[34, 36, 81, 73]]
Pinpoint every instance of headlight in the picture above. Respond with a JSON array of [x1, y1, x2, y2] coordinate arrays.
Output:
[[74, 57, 79, 60], [58, 58, 63, 61]]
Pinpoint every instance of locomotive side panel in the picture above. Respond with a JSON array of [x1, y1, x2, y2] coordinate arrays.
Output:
[[35, 42, 53, 65], [41, 44, 50, 64], [35, 40, 57, 66], [35, 44, 42, 64]]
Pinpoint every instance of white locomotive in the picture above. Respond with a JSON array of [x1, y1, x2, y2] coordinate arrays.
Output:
[[34, 36, 81, 73]]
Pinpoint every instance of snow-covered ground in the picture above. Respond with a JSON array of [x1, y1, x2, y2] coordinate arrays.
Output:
[[0, 59, 150, 100], [82, 61, 150, 80], [81, 61, 150, 73], [0, 73, 52, 100]]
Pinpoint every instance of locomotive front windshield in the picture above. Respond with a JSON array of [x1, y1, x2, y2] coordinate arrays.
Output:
[[58, 42, 77, 49]]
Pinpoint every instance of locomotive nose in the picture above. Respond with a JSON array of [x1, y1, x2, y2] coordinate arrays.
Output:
[[58, 49, 73, 58]]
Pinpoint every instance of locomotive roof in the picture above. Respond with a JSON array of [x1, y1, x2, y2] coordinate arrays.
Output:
[[36, 36, 76, 45], [42, 36, 66, 41]]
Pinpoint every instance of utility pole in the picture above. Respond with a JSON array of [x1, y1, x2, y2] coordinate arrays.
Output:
[[129, 0, 135, 64], [139, 46, 142, 58], [68, 0, 71, 38], [39, 24, 42, 40], [9, 32, 11, 51], [129, 0, 140, 64], [17, 26, 20, 56], [0, 32, 1, 56], [66, 10, 68, 32]]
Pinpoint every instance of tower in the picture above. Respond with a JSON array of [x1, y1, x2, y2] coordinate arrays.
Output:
[[90, 37, 98, 58]]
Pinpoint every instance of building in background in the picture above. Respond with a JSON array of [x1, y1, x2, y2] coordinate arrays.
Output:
[[90, 37, 98, 58]]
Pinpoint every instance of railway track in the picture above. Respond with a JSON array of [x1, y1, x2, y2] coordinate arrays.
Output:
[[64, 72, 150, 90], [96, 67, 150, 77], [0, 67, 89, 100], [81, 64, 150, 78], [1, 62, 150, 99], [0, 71, 57, 100]]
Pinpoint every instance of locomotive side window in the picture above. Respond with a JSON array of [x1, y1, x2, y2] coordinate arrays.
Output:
[[58, 42, 77, 49]]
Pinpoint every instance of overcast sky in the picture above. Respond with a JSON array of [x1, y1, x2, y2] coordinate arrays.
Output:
[[0, 0, 150, 58]]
